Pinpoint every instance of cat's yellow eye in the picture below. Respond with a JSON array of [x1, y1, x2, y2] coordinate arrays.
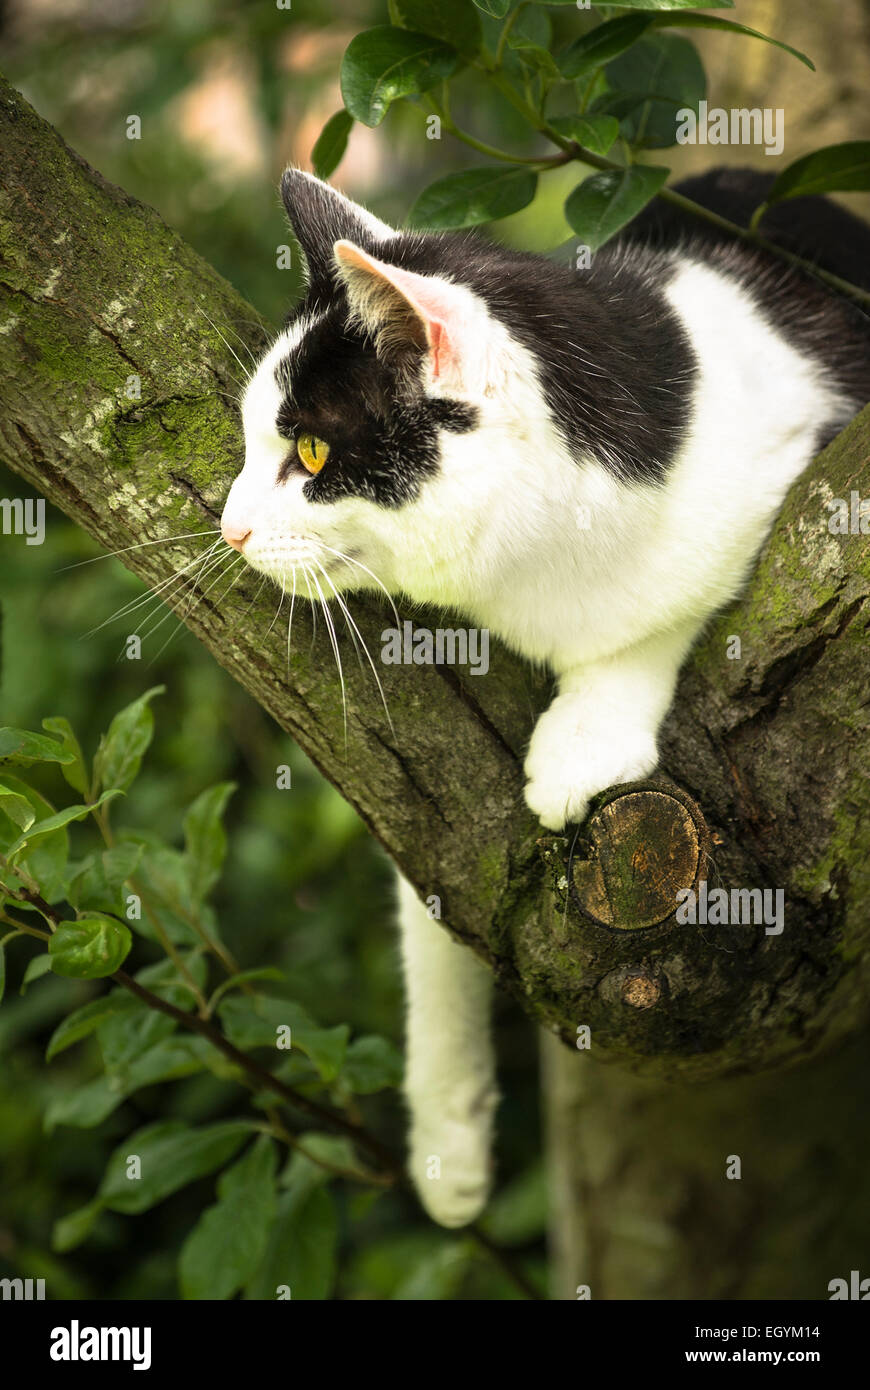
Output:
[[297, 433, 330, 474]]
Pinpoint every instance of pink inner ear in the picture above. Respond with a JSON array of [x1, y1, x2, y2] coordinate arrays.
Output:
[[334, 240, 455, 379]]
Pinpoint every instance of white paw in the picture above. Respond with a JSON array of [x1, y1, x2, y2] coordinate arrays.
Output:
[[408, 1084, 498, 1228], [524, 703, 658, 831]]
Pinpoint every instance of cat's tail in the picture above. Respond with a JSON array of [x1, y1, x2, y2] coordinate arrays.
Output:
[[396, 870, 499, 1228]]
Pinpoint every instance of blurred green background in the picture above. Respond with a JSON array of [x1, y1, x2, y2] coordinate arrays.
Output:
[[0, 0, 550, 1301], [3, 0, 868, 1301]]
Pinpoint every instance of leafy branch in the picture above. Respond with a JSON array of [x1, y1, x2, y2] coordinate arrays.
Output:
[[312, 0, 870, 306], [0, 698, 541, 1300]]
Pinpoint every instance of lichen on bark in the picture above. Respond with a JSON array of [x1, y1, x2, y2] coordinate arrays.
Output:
[[2, 73, 869, 1091]]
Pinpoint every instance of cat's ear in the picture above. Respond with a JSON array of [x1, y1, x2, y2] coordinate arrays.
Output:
[[333, 240, 463, 385], [280, 169, 395, 296]]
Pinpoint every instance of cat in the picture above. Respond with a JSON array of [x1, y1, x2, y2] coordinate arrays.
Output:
[[221, 166, 870, 1227]]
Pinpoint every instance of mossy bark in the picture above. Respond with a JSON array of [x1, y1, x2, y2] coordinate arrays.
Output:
[[2, 75, 870, 1297]]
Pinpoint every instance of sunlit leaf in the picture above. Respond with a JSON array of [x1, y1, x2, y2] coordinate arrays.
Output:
[[341, 27, 460, 127], [565, 165, 669, 250], [408, 167, 537, 229], [48, 913, 132, 979]]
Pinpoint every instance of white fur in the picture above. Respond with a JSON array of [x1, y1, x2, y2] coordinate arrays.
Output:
[[397, 875, 497, 1227], [222, 186, 854, 1225]]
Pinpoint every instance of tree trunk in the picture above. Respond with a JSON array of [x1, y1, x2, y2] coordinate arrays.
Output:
[[2, 75, 870, 1294], [542, 1026, 870, 1300]]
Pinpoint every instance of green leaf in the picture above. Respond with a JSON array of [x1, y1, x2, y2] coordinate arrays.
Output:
[[561, 10, 811, 79], [7, 790, 121, 857], [341, 26, 461, 127], [0, 727, 76, 768], [97, 999, 177, 1070], [651, 14, 813, 71], [16, 831, 71, 904], [0, 775, 70, 898], [290, 1132, 382, 1185], [509, 5, 551, 49], [44, 1075, 127, 1132], [92, 686, 164, 795], [42, 717, 88, 795], [548, 114, 620, 158], [311, 110, 354, 179], [392, 1241, 471, 1300], [506, 8, 558, 76], [219, 994, 349, 1082], [207, 966, 285, 1012], [44, 1037, 214, 1131], [46, 990, 139, 1060], [603, 0, 733, 5], [135, 950, 208, 1007], [590, 0, 733, 7], [67, 842, 144, 916], [560, 14, 651, 78], [0, 943, 4, 1005], [99, 1119, 253, 1214], [340, 1034, 403, 1094], [763, 142, 870, 203], [389, 0, 482, 57], [52, 1198, 103, 1254], [470, 0, 510, 18], [408, 167, 537, 229], [183, 781, 236, 902], [121, 835, 199, 945], [179, 1138, 277, 1299], [602, 33, 705, 149], [20, 952, 52, 993], [0, 781, 36, 832], [48, 914, 132, 979], [480, 1160, 547, 1245], [244, 1184, 338, 1300], [565, 164, 669, 251], [509, 43, 560, 81]]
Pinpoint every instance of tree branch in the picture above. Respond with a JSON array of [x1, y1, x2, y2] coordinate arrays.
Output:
[[2, 73, 869, 1086]]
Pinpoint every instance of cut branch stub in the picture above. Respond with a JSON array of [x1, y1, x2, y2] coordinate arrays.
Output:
[[3, 74, 870, 1082], [569, 782, 709, 932]]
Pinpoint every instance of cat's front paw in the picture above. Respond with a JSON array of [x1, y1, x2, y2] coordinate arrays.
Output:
[[524, 706, 658, 830], [407, 1082, 498, 1228]]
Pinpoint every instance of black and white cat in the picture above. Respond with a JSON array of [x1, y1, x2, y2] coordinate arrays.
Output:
[[221, 167, 870, 1227]]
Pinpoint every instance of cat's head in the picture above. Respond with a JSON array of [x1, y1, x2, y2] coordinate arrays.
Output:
[[220, 170, 569, 607]]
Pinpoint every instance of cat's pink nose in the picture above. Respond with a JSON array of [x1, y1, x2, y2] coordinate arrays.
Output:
[[221, 520, 251, 552]]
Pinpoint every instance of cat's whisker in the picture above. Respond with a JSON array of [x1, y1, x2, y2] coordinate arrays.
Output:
[[137, 547, 231, 645], [314, 542, 400, 629], [147, 554, 246, 666], [58, 530, 219, 573], [83, 542, 223, 638], [237, 572, 267, 626], [305, 561, 348, 751], [265, 571, 287, 638], [220, 319, 259, 369], [197, 306, 254, 384], [181, 539, 229, 620], [317, 563, 395, 737], [286, 567, 298, 671]]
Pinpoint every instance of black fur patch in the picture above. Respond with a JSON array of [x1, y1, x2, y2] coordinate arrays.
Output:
[[276, 165, 870, 500], [622, 168, 870, 440], [274, 312, 477, 507]]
